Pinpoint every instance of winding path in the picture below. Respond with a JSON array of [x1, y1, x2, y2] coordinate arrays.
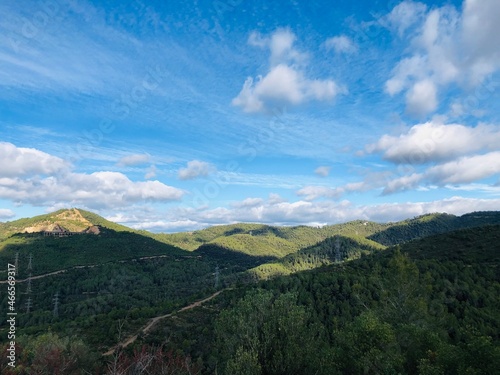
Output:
[[0, 255, 176, 284], [103, 289, 225, 356]]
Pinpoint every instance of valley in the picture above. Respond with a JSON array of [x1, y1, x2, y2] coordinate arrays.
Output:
[[0, 209, 499, 374]]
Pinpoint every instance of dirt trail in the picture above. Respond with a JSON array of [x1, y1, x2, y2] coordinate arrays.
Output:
[[0, 255, 176, 284], [103, 289, 225, 356]]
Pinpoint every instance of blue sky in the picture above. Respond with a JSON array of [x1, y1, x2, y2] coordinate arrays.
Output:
[[1, 0, 500, 232]]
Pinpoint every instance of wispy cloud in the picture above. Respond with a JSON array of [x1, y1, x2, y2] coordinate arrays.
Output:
[[324, 35, 358, 54], [314, 166, 331, 177], [117, 154, 150, 167]]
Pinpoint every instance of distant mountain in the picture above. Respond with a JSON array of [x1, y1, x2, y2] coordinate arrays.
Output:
[[368, 211, 500, 245], [155, 220, 388, 255]]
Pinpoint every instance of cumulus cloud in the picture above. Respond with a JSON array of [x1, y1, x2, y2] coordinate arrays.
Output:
[[0, 208, 15, 219], [117, 153, 150, 166], [367, 121, 500, 164], [314, 166, 331, 177], [462, 0, 500, 84], [233, 28, 344, 113], [144, 195, 500, 231], [0, 143, 185, 209], [178, 160, 215, 180], [384, 0, 500, 117], [382, 173, 423, 194], [0, 142, 69, 177], [426, 152, 500, 184], [0, 172, 185, 209], [324, 35, 358, 54], [405, 79, 437, 117], [380, 151, 500, 194]]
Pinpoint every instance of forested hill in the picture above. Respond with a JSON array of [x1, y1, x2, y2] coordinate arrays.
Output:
[[368, 211, 500, 245], [192, 224, 500, 375], [0, 211, 499, 374], [153, 220, 387, 253]]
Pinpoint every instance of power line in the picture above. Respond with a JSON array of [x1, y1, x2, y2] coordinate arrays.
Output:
[[26, 273, 32, 294], [335, 237, 342, 263], [27, 253, 33, 271], [214, 264, 220, 289], [25, 297, 32, 314], [14, 253, 19, 276], [53, 292, 60, 318]]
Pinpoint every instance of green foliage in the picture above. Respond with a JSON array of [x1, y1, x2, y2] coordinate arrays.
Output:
[[369, 211, 500, 246], [2, 210, 500, 375], [215, 290, 331, 375], [0, 228, 188, 277], [249, 235, 385, 280]]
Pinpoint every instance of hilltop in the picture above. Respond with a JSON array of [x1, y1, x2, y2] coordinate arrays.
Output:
[[0, 208, 139, 241]]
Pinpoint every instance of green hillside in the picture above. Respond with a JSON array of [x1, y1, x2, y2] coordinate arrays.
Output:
[[249, 234, 386, 279], [156, 220, 388, 256], [369, 211, 500, 245], [1, 210, 500, 374], [107, 223, 500, 375], [0, 228, 189, 277]]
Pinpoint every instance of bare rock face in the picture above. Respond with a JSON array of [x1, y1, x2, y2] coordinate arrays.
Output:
[[17, 209, 94, 234], [84, 225, 101, 235]]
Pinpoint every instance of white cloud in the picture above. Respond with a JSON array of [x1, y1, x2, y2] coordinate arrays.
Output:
[[384, 1, 428, 36], [132, 219, 203, 232], [0, 208, 15, 219], [0, 172, 185, 209], [384, 0, 500, 117], [383, 173, 423, 194], [462, 0, 500, 85], [314, 166, 331, 177], [324, 35, 357, 54], [296, 181, 368, 201], [405, 79, 437, 117], [367, 121, 500, 164], [231, 197, 265, 208], [117, 154, 150, 166], [296, 186, 343, 201], [145, 165, 157, 179], [380, 151, 500, 194], [0, 142, 69, 177], [248, 28, 307, 68], [0, 143, 185, 209], [89, 192, 500, 232], [178, 160, 215, 180], [150, 195, 500, 231], [233, 29, 344, 113], [426, 151, 500, 184]]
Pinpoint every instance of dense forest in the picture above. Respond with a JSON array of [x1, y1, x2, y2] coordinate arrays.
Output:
[[0, 210, 499, 374]]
